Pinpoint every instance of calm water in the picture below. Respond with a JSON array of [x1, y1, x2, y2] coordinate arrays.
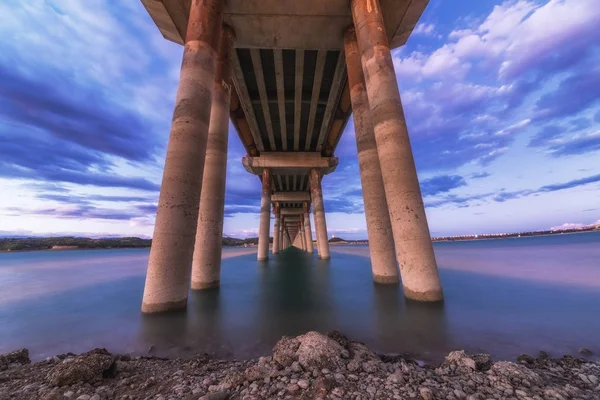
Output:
[[1, 232, 599, 363]]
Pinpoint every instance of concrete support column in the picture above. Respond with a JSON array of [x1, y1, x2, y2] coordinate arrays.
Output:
[[191, 26, 235, 291], [310, 168, 330, 260], [344, 28, 398, 285], [299, 221, 306, 251], [257, 168, 272, 261], [272, 203, 280, 255], [303, 202, 314, 254], [351, 0, 443, 301], [142, 0, 225, 313]]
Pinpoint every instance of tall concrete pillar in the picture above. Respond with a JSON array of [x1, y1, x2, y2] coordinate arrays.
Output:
[[142, 0, 225, 313], [351, 0, 443, 301], [344, 28, 398, 285], [303, 202, 314, 254], [191, 26, 235, 291], [310, 168, 330, 260], [257, 168, 272, 261], [272, 203, 280, 255], [299, 221, 306, 251]]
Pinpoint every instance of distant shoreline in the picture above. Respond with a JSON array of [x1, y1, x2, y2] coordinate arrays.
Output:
[[1, 228, 597, 254]]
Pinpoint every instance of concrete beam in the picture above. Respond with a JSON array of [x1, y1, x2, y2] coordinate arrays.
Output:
[[274, 49, 287, 151], [281, 209, 304, 216], [271, 192, 310, 202], [294, 51, 304, 150], [231, 51, 265, 152], [142, 0, 429, 50], [250, 49, 277, 150], [305, 50, 326, 151], [317, 52, 346, 152], [243, 152, 338, 175]]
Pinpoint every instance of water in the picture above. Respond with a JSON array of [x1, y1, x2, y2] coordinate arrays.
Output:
[[1, 232, 599, 363]]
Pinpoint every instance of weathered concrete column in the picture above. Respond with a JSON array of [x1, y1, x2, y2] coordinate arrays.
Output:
[[257, 168, 272, 261], [299, 221, 306, 251], [191, 26, 235, 291], [303, 202, 314, 254], [351, 0, 443, 301], [142, 0, 225, 313], [310, 168, 330, 260], [344, 28, 398, 285], [272, 203, 281, 255]]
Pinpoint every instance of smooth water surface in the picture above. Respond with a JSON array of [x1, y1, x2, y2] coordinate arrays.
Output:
[[1, 232, 599, 363]]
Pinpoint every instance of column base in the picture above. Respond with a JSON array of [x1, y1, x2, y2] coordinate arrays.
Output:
[[257, 257, 268, 261], [141, 298, 187, 314], [373, 274, 400, 284], [403, 286, 444, 302], [191, 280, 220, 290], [318, 256, 331, 260]]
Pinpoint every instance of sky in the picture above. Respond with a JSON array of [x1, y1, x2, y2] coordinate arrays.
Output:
[[0, 0, 599, 240]]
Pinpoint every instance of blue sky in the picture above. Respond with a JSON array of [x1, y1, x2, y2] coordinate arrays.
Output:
[[0, 0, 599, 239]]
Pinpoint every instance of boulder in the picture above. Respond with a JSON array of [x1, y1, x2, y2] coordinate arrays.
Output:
[[489, 361, 543, 386], [273, 332, 345, 370], [0, 349, 30, 370], [46, 349, 116, 387], [437, 350, 477, 375], [295, 331, 344, 370], [272, 336, 300, 367]]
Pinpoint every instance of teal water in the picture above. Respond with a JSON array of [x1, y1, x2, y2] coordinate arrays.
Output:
[[1, 232, 599, 363]]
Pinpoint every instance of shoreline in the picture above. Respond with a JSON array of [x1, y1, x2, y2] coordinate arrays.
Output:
[[1, 331, 598, 400]]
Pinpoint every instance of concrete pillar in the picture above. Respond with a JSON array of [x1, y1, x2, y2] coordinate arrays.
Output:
[[344, 28, 398, 285], [299, 221, 306, 251], [351, 0, 443, 301], [310, 168, 330, 260], [272, 203, 281, 255], [257, 168, 272, 261], [303, 202, 314, 254], [142, 0, 225, 313], [191, 26, 235, 291]]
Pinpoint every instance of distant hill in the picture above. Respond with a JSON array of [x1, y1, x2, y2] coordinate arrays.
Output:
[[0, 236, 266, 252]]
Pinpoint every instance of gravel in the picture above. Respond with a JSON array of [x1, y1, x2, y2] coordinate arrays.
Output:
[[1, 330, 599, 400]]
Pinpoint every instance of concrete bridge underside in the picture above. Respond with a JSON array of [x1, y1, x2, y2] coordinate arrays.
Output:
[[140, 0, 444, 313]]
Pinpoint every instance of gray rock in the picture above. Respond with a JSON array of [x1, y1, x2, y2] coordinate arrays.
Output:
[[63, 391, 74, 398], [0, 348, 30, 370], [517, 354, 535, 364], [199, 390, 230, 400], [578, 348, 593, 356], [76, 395, 91, 400], [295, 331, 345, 370], [272, 336, 300, 367], [297, 379, 309, 389], [419, 387, 434, 400], [46, 349, 115, 387]]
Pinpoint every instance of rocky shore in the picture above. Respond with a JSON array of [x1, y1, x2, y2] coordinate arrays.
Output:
[[1, 331, 598, 400]]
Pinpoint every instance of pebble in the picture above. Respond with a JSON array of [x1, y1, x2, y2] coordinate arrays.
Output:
[[63, 391, 74, 398], [76, 396, 91, 400], [297, 379, 309, 389]]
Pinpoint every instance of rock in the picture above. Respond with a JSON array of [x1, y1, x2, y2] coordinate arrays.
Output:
[[0, 348, 30, 370], [297, 379, 309, 389], [490, 361, 543, 386], [471, 353, 493, 371], [76, 395, 91, 400], [578, 347, 593, 356], [63, 391, 74, 398], [295, 331, 345, 370], [517, 354, 535, 364], [46, 349, 116, 387], [438, 351, 477, 374], [272, 336, 300, 367], [89, 396, 100, 400], [326, 330, 351, 348], [588, 375, 598, 384], [419, 387, 434, 400], [199, 391, 230, 400]]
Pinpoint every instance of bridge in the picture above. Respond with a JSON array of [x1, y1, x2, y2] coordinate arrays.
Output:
[[140, 0, 444, 313]]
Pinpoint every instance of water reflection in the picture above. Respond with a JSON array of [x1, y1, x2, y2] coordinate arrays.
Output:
[[2, 235, 600, 362]]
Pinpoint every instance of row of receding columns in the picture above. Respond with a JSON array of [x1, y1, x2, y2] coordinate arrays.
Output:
[[344, 0, 443, 301], [258, 172, 329, 261], [141, 0, 443, 313]]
